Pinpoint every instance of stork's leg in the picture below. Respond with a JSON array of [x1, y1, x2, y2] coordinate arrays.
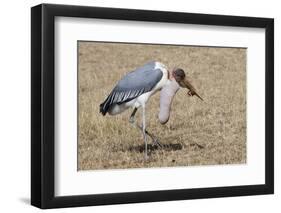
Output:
[[137, 124, 162, 148], [129, 108, 138, 124], [142, 104, 148, 159], [129, 108, 162, 148]]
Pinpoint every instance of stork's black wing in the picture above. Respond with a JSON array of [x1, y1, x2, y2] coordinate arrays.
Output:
[[100, 61, 163, 115]]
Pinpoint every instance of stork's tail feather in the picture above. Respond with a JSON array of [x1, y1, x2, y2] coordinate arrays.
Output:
[[100, 93, 112, 116], [99, 102, 108, 116]]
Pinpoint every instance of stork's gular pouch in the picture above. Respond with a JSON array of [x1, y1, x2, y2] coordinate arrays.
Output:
[[159, 80, 180, 124]]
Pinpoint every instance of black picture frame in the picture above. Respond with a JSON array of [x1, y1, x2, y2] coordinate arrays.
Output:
[[31, 3, 274, 209]]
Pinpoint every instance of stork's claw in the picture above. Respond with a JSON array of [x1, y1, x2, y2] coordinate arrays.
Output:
[[152, 137, 163, 148], [129, 116, 135, 124]]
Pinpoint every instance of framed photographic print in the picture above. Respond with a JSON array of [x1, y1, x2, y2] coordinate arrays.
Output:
[[31, 3, 274, 209]]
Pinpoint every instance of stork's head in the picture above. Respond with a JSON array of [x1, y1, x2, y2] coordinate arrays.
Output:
[[172, 68, 203, 101], [158, 67, 203, 124]]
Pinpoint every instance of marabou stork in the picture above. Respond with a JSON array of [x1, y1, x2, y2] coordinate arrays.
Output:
[[100, 61, 203, 159]]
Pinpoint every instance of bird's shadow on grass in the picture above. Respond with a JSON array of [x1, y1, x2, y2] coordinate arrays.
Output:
[[128, 143, 183, 153]]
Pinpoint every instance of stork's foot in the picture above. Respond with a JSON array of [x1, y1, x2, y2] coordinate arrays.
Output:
[[144, 153, 149, 161], [151, 137, 163, 148], [129, 116, 135, 124]]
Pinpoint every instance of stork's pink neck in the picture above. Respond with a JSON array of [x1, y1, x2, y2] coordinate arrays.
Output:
[[167, 69, 170, 80], [168, 69, 175, 80]]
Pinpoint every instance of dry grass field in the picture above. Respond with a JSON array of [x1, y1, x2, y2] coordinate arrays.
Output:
[[78, 41, 246, 171]]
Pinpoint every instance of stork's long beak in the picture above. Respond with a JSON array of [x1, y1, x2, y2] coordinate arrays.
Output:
[[182, 78, 204, 101]]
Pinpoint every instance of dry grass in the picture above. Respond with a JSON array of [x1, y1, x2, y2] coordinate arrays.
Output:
[[78, 41, 246, 170]]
